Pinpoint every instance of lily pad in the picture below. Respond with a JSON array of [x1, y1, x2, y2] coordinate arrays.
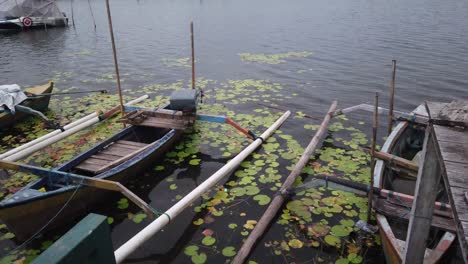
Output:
[[191, 253, 207, 264], [201, 236, 216, 246], [288, 239, 303, 249], [253, 194, 271, 205], [193, 218, 204, 226], [324, 235, 341, 247], [184, 245, 199, 256], [222, 246, 236, 257]]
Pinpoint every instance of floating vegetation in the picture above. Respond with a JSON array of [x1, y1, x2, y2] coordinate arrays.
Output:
[[239, 51, 312, 64], [161, 57, 192, 68]]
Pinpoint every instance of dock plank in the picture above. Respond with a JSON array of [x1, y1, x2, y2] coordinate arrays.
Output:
[[449, 186, 468, 222], [429, 102, 468, 263], [438, 139, 468, 165], [445, 161, 468, 188], [434, 125, 467, 144]]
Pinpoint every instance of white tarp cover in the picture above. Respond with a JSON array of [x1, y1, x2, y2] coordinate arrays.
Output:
[[0, 0, 64, 20], [0, 84, 27, 114]]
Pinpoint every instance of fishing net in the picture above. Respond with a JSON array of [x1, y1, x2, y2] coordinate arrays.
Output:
[[0, 0, 64, 20]]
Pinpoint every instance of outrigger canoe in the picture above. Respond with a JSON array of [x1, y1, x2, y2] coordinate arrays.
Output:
[[0, 81, 53, 128], [373, 104, 457, 263], [0, 92, 197, 240]]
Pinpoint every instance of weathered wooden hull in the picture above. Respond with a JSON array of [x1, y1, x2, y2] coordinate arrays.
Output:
[[373, 105, 456, 263], [0, 81, 53, 128], [0, 125, 183, 241]]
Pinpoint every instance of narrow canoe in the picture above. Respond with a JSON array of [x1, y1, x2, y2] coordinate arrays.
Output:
[[0, 81, 54, 128], [373, 104, 457, 263], [0, 106, 193, 240]]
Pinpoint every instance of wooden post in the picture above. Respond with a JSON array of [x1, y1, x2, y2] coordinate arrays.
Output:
[[191, 21, 195, 90], [367, 93, 378, 223], [232, 101, 338, 264], [403, 123, 441, 264], [105, 0, 125, 117], [388, 60, 396, 136]]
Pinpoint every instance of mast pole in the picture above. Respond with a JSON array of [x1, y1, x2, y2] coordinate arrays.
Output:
[[191, 21, 195, 89], [105, 0, 125, 117]]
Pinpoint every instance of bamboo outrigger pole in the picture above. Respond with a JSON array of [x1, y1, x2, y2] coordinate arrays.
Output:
[[191, 21, 195, 89], [232, 101, 337, 264], [105, 0, 125, 117], [367, 93, 378, 223], [1, 96, 148, 162], [387, 60, 396, 136], [114, 111, 291, 263]]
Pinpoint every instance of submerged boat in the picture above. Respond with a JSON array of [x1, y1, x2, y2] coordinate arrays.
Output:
[[0, 91, 198, 240], [373, 104, 457, 263], [0, 81, 53, 128], [0, 0, 67, 31]]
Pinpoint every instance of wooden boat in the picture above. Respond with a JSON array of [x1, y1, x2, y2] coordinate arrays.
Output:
[[0, 81, 53, 128], [373, 104, 457, 263], [0, 104, 196, 240]]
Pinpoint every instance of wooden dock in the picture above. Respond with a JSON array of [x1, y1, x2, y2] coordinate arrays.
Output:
[[428, 101, 468, 263]]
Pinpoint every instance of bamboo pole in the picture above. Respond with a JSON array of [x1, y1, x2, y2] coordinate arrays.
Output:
[[0, 160, 156, 218], [0, 113, 99, 160], [114, 111, 291, 263], [232, 101, 337, 264], [367, 93, 378, 223], [105, 0, 125, 117], [387, 60, 396, 136], [2, 96, 148, 162], [191, 21, 195, 90], [364, 148, 419, 172]]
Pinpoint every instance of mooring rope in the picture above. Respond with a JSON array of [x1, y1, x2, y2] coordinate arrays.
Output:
[[9, 174, 85, 252]]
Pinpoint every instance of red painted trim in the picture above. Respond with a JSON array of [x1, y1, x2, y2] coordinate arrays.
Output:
[[226, 118, 253, 139]]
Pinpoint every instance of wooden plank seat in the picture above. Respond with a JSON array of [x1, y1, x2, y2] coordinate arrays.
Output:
[[75, 140, 149, 174], [118, 110, 196, 130]]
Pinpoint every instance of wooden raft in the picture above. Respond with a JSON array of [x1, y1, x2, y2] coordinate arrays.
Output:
[[117, 110, 196, 130], [427, 101, 468, 263], [75, 140, 149, 174]]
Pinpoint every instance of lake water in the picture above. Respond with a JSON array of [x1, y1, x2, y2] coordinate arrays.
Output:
[[1, 0, 467, 263]]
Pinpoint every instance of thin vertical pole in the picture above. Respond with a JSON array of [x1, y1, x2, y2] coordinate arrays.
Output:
[[387, 60, 396, 136], [105, 0, 125, 117], [367, 92, 378, 223], [191, 21, 195, 89]]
